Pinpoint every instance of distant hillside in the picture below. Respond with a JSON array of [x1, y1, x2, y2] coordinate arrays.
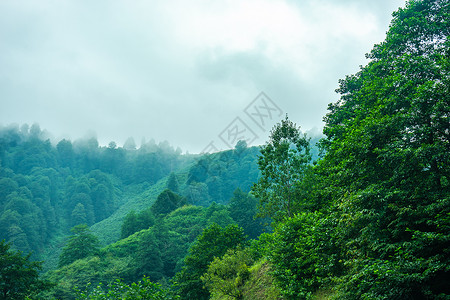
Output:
[[0, 123, 192, 263]]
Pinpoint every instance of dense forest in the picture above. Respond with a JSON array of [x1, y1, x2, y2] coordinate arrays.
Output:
[[1, 1, 449, 299]]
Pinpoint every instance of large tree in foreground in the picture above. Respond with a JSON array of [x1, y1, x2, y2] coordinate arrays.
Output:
[[252, 115, 311, 222], [319, 0, 449, 298], [0, 240, 51, 299], [174, 224, 246, 300]]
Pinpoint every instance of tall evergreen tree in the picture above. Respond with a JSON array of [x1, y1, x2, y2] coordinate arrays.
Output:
[[252, 115, 311, 222], [229, 188, 266, 239], [59, 224, 100, 268], [151, 189, 186, 217], [167, 172, 180, 193]]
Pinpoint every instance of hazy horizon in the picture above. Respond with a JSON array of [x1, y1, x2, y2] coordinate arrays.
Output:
[[1, 0, 406, 153]]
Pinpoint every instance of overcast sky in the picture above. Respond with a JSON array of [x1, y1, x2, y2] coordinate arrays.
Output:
[[0, 0, 406, 153]]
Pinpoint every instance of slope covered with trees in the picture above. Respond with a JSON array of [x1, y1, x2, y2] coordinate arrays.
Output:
[[0, 125, 192, 261], [41, 196, 266, 299], [201, 1, 450, 299], [0, 123, 265, 260]]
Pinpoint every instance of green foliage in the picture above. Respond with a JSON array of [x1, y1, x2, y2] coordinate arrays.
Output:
[[201, 247, 282, 300], [130, 228, 164, 282], [174, 223, 247, 300], [75, 276, 178, 300], [229, 188, 267, 239], [268, 213, 342, 299], [164, 205, 206, 243], [121, 209, 155, 240], [0, 124, 263, 298], [0, 124, 192, 259], [59, 225, 100, 268], [120, 211, 140, 240], [0, 240, 52, 299], [45, 256, 108, 300], [167, 172, 180, 193], [57, 139, 74, 168], [317, 0, 450, 298], [186, 147, 260, 206], [252, 115, 311, 222], [151, 189, 186, 217], [45, 204, 219, 298], [7, 5, 450, 297], [239, 260, 281, 300], [205, 202, 236, 228], [71, 203, 88, 227], [202, 248, 253, 299]]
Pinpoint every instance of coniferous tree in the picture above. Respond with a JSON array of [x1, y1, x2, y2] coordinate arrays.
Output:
[[59, 224, 100, 268], [252, 115, 311, 222], [151, 189, 186, 217], [121, 211, 139, 240], [229, 188, 266, 239], [167, 172, 180, 193], [132, 230, 164, 282]]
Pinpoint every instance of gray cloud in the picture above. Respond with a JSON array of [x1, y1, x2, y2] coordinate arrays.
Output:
[[0, 0, 406, 153]]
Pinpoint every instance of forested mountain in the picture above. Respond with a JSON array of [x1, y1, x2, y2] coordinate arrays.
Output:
[[1, 1, 448, 299], [0, 124, 267, 262], [0, 123, 273, 299], [0, 124, 184, 258]]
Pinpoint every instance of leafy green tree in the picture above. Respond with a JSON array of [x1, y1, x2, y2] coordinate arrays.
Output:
[[0, 240, 52, 299], [151, 221, 187, 278], [185, 147, 260, 206], [185, 182, 210, 206], [123, 137, 137, 150], [318, 0, 450, 298], [76, 276, 178, 300], [151, 189, 186, 217], [229, 188, 266, 239], [163, 205, 206, 244], [201, 248, 253, 300], [59, 224, 100, 268], [121, 211, 140, 239], [132, 230, 164, 282], [137, 209, 156, 229], [71, 203, 87, 227], [206, 209, 235, 228], [5, 224, 31, 257], [0, 178, 18, 201], [174, 224, 247, 300], [133, 153, 161, 184], [167, 172, 180, 193], [252, 115, 311, 222], [268, 213, 343, 299], [204, 202, 235, 228], [29, 123, 42, 139], [91, 183, 113, 222], [4, 194, 33, 216], [69, 193, 95, 225], [121, 209, 156, 239], [56, 139, 74, 168], [234, 140, 248, 155]]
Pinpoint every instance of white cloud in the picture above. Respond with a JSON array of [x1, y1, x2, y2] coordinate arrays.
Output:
[[0, 0, 406, 152]]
